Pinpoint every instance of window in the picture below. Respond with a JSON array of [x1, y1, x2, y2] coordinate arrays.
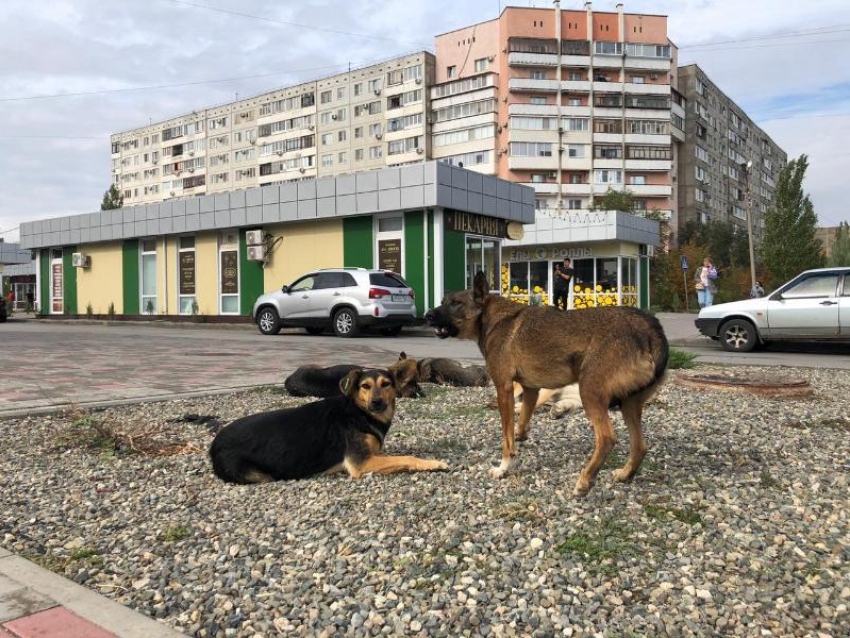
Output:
[[595, 41, 623, 55], [355, 127, 364, 139], [513, 116, 556, 131], [321, 133, 334, 146], [696, 145, 712, 163], [594, 170, 622, 184], [630, 76, 645, 84], [403, 64, 422, 83], [465, 237, 500, 292], [378, 216, 403, 232], [369, 146, 383, 159], [627, 145, 671, 160], [432, 99, 497, 122], [141, 239, 158, 315], [625, 43, 670, 58], [474, 58, 490, 73], [695, 166, 707, 182], [447, 66, 456, 79], [566, 145, 585, 158], [219, 232, 239, 314], [728, 165, 739, 181], [322, 154, 333, 167], [387, 113, 423, 132], [530, 70, 548, 80], [509, 142, 553, 157], [433, 125, 495, 146], [695, 188, 706, 203], [387, 135, 422, 155], [354, 83, 362, 96], [432, 75, 492, 98], [338, 151, 347, 164], [530, 96, 547, 105], [561, 118, 589, 132], [320, 90, 332, 104], [568, 199, 582, 210], [594, 146, 621, 159], [177, 236, 196, 314], [568, 71, 583, 81], [355, 149, 364, 161], [628, 175, 646, 185], [695, 78, 705, 96], [595, 119, 623, 134], [387, 69, 403, 86], [368, 78, 382, 93], [369, 123, 382, 137], [531, 174, 545, 183], [354, 101, 381, 117], [337, 87, 346, 100], [627, 120, 669, 135], [338, 130, 347, 143], [438, 150, 491, 167], [782, 274, 839, 299]]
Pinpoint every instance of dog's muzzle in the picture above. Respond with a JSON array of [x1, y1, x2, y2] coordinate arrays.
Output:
[[425, 309, 453, 339], [369, 400, 387, 412], [424, 310, 436, 325]]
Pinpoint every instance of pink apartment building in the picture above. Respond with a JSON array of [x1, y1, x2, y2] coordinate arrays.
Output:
[[432, 2, 683, 308]]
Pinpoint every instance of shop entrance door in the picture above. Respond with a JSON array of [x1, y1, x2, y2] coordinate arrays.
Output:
[[49, 249, 63, 314]]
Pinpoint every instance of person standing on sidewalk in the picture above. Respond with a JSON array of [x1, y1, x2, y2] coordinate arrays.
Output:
[[553, 258, 573, 310], [694, 257, 718, 308]]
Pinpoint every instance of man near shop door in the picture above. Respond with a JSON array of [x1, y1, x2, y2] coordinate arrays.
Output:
[[553, 257, 573, 310]]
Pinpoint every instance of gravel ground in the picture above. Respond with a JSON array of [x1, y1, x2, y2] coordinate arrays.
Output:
[[1, 366, 849, 637]]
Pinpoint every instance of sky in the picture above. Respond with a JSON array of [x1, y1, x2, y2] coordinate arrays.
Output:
[[1, 0, 849, 243]]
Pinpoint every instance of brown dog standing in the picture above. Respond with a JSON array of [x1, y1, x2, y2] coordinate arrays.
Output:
[[426, 272, 668, 497]]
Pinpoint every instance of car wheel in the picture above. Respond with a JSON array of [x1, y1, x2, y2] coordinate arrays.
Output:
[[256, 307, 281, 336], [719, 319, 758, 352], [304, 327, 324, 335], [380, 326, 403, 337], [332, 308, 359, 338]]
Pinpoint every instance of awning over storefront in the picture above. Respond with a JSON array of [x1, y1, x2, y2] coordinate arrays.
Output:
[[504, 210, 660, 249]]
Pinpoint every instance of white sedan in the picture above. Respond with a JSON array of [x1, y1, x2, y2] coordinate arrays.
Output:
[[695, 267, 850, 352]]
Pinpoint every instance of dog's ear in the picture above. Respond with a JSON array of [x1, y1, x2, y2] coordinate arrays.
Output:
[[398, 351, 407, 361], [473, 271, 489, 302], [339, 369, 362, 397]]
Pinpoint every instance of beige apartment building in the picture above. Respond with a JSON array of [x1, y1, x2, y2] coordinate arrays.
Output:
[[677, 64, 787, 243], [110, 52, 434, 206]]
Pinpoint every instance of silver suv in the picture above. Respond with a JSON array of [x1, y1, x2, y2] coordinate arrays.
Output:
[[253, 268, 417, 337]]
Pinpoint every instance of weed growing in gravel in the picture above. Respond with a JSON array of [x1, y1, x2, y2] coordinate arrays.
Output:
[[162, 525, 191, 542], [496, 498, 543, 523], [667, 348, 698, 369], [643, 503, 703, 525], [556, 517, 639, 574], [56, 414, 123, 455], [760, 470, 781, 489]]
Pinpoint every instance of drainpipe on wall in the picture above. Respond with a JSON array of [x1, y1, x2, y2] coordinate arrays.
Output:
[[618, 3, 626, 197], [554, 0, 563, 214], [586, 1, 595, 207]]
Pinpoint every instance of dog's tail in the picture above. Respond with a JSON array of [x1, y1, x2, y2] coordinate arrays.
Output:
[[608, 311, 669, 408]]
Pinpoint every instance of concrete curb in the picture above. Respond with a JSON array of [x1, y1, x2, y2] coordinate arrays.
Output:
[[0, 383, 287, 420], [0, 551, 185, 637]]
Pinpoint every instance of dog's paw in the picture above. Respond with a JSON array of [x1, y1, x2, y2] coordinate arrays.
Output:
[[611, 468, 632, 483], [572, 477, 591, 498], [488, 459, 514, 478]]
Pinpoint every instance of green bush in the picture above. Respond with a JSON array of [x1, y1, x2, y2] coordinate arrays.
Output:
[[667, 348, 697, 370]]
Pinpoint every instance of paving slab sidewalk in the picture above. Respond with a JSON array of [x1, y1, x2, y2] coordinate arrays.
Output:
[[0, 548, 183, 638]]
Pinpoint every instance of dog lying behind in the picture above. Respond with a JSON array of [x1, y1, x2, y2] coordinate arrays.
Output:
[[284, 353, 423, 398], [210, 368, 447, 483], [417, 357, 489, 387], [513, 383, 583, 418]]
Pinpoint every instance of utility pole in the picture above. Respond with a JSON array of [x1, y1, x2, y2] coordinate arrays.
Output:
[[554, 0, 563, 215], [743, 161, 757, 292]]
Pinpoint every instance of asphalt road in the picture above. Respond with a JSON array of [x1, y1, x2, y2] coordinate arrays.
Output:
[[1, 314, 848, 416]]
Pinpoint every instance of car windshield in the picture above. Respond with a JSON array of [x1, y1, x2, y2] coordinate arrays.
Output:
[[370, 272, 408, 288]]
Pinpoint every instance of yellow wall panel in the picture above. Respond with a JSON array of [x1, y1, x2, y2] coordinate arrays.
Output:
[[165, 236, 178, 315], [76, 242, 124, 314], [263, 220, 344, 291], [195, 232, 219, 316]]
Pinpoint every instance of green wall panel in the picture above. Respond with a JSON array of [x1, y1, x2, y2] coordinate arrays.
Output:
[[404, 210, 425, 316], [39, 249, 49, 316], [443, 229, 466, 293], [427, 210, 435, 309], [239, 229, 265, 316], [62, 247, 78, 315], [122, 240, 139, 315], [343, 216, 373, 268]]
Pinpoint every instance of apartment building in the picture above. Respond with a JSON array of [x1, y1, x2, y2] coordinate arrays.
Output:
[[110, 53, 434, 206], [431, 2, 673, 308], [677, 64, 787, 243]]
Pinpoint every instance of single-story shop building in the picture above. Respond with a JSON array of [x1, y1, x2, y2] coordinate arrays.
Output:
[[501, 211, 660, 310], [0, 242, 36, 312], [19, 162, 537, 320]]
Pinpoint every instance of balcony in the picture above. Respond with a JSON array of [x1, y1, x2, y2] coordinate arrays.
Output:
[[509, 104, 591, 118], [508, 78, 591, 93], [624, 83, 671, 95], [624, 183, 672, 197], [508, 52, 593, 68], [594, 158, 624, 170], [525, 183, 593, 196], [624, 159, 672, 171], [507, 155, 558, 171], [624, 133, 671, 145]]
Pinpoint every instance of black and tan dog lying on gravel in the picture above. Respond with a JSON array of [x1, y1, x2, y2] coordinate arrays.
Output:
[[284, 353, 424, 398], [427, 272, 668, 497], [210, 368, 448, 483], [416, 357, 489, 387]]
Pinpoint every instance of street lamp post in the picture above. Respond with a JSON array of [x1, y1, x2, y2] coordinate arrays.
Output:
[[742, 161, 757, 293]]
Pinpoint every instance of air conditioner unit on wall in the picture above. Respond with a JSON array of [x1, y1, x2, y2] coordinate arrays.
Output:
[[247, 245, 266, 262], [246, 229, 264, 246], [71, 253, 91, 268]]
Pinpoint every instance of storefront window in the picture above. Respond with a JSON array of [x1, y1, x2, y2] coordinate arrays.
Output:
[[504, 261, 548, 305], [466, 237, 500, 291], [50, 248, 63, 314], [178, 236, 196, 314], [595, 257, 619, 307], [219, 231, 239, 315], [621, 257, 638, 307], [141, 239, 158, 314]]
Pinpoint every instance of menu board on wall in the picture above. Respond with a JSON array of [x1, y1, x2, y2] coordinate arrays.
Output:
[[179, 252, 196, 295], [221, 250, 238, 294], [378, 239, 402, 273]]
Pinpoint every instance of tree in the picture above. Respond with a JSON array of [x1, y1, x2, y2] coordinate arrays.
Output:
[[828, 221, 850, 267], [761, 155, 824, 287], [589, 188, 636, 212], [679, 219, 750, 269], [100, 184, 124, 211]]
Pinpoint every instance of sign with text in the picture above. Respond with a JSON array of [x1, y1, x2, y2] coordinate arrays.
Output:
[[681, 255, 688, 271], [444, 210, 509, 239], [180, 251, 196, 295], [378, 239, 402, 273], [220, 250, 238, 294]]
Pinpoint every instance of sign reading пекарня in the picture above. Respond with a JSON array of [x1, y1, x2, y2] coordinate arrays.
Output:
[[443, 210, 524, 240]]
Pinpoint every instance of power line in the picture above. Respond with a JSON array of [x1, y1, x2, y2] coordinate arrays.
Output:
[[679, 24, 850, 49], [163, 0, 431, 48], [681, 36, 850, 53], [758, 112, 850, 123], [0, 226, 21, 237], [0, 64, 347, 103]]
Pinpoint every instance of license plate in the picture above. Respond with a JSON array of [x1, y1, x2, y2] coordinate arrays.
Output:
[[391, 295, 408, 302]]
